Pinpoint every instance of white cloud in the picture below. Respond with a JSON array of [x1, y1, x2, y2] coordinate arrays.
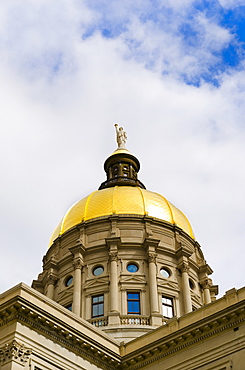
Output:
[[218, 0, 245, 8], [0, 1, 244, 298]]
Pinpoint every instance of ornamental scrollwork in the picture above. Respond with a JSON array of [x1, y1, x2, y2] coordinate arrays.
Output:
[[109, 251, 118, 262], [179, 262, 190, 274], [47, 274, 58, 286], [201, 279, 212, 290], [73, 257, 84, 270], [148, 252, 157, 264], [0, 340, 32, 365]]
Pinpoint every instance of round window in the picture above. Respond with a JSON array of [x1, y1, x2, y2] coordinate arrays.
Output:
[[65, 276, 73, 287], [93, 266, 104, 276], [160, 268, 170, 278], [127, 263, 138, 273]]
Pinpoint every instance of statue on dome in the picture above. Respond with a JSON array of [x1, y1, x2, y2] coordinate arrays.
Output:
[[114, 123, 127, 149]]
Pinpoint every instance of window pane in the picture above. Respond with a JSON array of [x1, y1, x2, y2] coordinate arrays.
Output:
[[128, 293, 139, 300], [162, 297, 172, 305], [162, 296, 174, 318], [93, 266, 104, 276], [92, 295, 104, 317], [93, 296, 99, 303], [98, 303, 103, 316], [127, 292, 140, 314], [160, 268, 170, 278], [127, 264, 138, 273]]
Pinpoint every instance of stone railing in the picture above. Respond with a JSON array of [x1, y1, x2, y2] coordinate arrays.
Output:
[[120, 315, 150, 325], [88, 316, 108, 327]]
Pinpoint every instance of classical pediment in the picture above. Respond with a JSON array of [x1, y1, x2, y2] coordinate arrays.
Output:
[[57, 289, 73, 301], [120, 275, 146, 284], [84, 277, 109, 289], [157, 278, 179, 290]]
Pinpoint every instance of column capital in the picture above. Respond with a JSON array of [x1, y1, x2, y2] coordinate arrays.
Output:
[[148, 252, 157, 264], [178, 261, 190, 274], [0, 340, 32, 366], [73, 257, 84, 270], [201, 278, 212, 290], [109, 251, 118, 262], [47, 273, 58, 286]]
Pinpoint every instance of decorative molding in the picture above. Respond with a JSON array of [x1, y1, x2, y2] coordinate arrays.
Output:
[[109, 251, 118, 262], [84, 278, 109, 289], [157, 279, 179, 290], [121, 310, 245, 369], [0, 290, 245, 370], [120, 275, 146, 284], [178, 262, 190, 274], [73, 257, 84, 270], [0, 301, 120, 370], [148, 252, 157, 264], [201, 278, 212, 290], [47, 274, 58, 286], [0, 340, 32, 365]]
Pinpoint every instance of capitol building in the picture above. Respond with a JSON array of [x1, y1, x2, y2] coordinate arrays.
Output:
[[0, 126, 244, 370]]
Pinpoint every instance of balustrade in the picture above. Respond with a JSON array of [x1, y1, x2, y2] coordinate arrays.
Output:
[[120, 315, 150, 325]]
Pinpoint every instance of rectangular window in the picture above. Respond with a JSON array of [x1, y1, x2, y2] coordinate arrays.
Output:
[[92, 295, 104, 317], [162, 296, 174, 318], [127, 292, 140, 315]]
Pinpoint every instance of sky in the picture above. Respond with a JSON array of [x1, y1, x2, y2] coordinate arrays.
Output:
[[0, 0, 245, 298]]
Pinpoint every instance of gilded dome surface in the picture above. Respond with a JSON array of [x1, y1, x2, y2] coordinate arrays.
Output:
[[50, 186, 194, 246]]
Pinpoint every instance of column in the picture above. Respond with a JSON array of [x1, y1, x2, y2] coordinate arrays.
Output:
[[148, 252, 159, 314], [106, 237, 121, 326], [144, 238, 162, 327], [202, 279, 212, 304], [72, 257, 83, 316], [46, 274, 57, 300], [69, 243, 85, 317], [109, 251, 119, 313], [180, 262, 192, 314]]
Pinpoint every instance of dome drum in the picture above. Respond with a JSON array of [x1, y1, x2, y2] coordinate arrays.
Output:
[[33, 213, 217, 342]]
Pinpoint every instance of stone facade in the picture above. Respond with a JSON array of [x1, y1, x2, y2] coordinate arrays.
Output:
[[32, 213, 218, 342], [0, 284, 245, 369]]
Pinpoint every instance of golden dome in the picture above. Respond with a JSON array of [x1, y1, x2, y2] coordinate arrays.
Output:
[[50, 186, 194, 246]]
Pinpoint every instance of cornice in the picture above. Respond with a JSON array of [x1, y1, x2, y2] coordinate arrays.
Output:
[[0, 285, 121, 370], [1, 284, 245, 369], [121, 301, 245, 369]]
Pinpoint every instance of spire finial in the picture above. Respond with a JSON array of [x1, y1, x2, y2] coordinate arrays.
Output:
[[114, 123, 127, 149]]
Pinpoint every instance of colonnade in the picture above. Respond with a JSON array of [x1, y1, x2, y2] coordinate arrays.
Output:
[[45, 238, 212, 323]]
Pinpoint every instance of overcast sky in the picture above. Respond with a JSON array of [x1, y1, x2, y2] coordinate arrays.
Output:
[[0, 0, 245, 297]]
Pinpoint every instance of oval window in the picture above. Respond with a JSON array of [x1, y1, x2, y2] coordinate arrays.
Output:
[[93, 266, 104, 276], [160, 268, 170, 278], [127, 263, 138, 273], [65, 276, 73, 287]]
